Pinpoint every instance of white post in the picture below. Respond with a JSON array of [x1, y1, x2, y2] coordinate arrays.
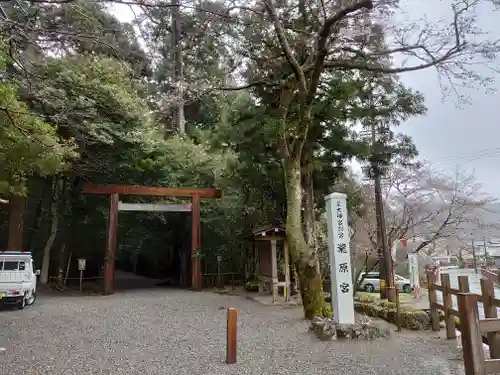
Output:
[[408, 252, 420, 298], [325, 192, 355, 324], [284, 240, 290, 302], [271, 240, 278, 303]]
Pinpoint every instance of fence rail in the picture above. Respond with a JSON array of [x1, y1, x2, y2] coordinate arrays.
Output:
[[480, 267, 500, 285], [202, 272, 241, 289], [427, 271, 500, 374]]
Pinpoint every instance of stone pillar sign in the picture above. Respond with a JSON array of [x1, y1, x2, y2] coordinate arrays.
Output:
[[325, 192, 355, 324], [408, 252, 420, 298]]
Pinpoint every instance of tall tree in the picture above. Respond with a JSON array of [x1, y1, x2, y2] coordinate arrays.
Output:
[[218, 0, 499, 318], [357, 164, 498, 262], [2, 0, 499, 317], [0, 39, 73, 196]]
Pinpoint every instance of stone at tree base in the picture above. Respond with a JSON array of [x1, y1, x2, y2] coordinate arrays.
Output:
[[309, 315, 391, 341], [310, 316, 337, 341]]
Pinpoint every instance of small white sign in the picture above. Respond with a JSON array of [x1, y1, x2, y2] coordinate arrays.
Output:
[[78, 258, 86, 271], [217, 255, 222, 262], [325, 192, 355, 325], [408, 253, 420, 289]]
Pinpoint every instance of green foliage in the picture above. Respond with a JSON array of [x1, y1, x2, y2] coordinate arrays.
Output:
[[0, 41, 74, 195], [354, 297, 442, 330], [30, 54, 149, 141], [1, 2, 429, 294]]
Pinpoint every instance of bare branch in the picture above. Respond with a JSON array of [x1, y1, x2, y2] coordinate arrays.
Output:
[[357, 163, 496, 256], [307, 0, 373, 101], [263, 0, 308, 96]]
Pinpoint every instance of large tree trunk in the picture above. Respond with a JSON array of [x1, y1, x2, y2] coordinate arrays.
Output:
[[284, 157, 327, 319], [40, 177, 60, 285], [27, 191, 46, 254], [7, 195, 26, 251], [301, 145, 320, 275]]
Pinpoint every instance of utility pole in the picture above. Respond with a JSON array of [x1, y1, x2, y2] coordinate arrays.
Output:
[[171, 0, 185, 135], [472, 238, 477, 273], [361, 123, 394, 301], [483, 236, 489, 268], [372, 125, 395, 302]]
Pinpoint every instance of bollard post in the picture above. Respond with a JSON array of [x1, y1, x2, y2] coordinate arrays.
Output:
[[226, 308, 238, 364], [217, 256, 222, 289]]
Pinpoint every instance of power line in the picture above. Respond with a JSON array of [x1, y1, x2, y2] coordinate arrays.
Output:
[[428, 147, 500, 166]]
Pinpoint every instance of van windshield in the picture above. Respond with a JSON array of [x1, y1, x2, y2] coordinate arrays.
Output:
[[0, 260, 26, 271]]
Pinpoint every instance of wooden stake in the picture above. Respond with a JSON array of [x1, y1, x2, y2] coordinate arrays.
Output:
[[226, 308, 238, 364]]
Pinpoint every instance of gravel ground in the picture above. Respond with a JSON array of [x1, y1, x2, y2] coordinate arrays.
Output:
[[0, 288, 465, 375]]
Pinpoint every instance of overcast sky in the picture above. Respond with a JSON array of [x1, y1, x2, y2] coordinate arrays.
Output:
[[394, 0, 500, 198], [111, 1, 500, 197]]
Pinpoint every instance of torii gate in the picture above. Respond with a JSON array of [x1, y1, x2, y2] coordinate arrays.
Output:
[[83, 184, 222, 295]]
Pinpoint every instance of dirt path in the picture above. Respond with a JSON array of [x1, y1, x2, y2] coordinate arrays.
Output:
[[0, 289, 465, 375]]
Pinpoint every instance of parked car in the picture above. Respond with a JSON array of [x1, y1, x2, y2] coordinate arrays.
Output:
[[0, 251, 40, 309], [358, 272, 412, 293]]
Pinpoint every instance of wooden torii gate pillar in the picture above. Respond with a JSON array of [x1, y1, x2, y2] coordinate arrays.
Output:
[[83, 184, 222, 295]]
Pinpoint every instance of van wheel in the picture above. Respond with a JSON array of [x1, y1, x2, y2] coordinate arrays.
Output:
[[26, 291, 36, 306], [402, 284, 411, 293], [18, 296, 25, 310], [364, 284, 375, 293]]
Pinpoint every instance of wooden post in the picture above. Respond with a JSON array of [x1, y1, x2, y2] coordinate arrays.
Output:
[[217, 255, 222, 289], [395, 287, 402, 332], [457, 293, 486, 375], [79, 269, 83, 292], [441, 273, 456, 339], [191, 194, 201, 290], [255, 240, 262, 293], [481, 278, 500, 359], [427, 271, 440, 331], [7, 195, 25, 251], [226, 308, 238, 364], [458, 275, 471, 293], [270, 239, 278, 303], [104, 193, 119, 295], [284, 239, 290, 302]]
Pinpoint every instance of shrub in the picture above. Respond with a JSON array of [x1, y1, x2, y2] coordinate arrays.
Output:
[[353, 297, 444, 331]]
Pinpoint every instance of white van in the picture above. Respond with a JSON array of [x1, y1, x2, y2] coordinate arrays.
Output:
[[0, 251, 40, 309]]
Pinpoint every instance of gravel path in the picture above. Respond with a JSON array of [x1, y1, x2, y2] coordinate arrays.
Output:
[[0, 288, 465, 375]]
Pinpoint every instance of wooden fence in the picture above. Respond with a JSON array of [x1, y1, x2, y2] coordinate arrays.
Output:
[[480, 267, 500, 285], [427, 271, 500, 374]]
